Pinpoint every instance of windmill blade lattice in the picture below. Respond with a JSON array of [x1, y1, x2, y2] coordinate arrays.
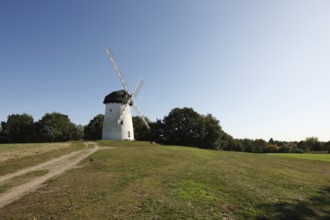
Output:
[[117, 79, 144, 125], [132, 80, 144, 98], [106, 48, 129, 92], [105, 48, 150, 131], [117, 103, 130, 124], [132, 101, 150, 130]]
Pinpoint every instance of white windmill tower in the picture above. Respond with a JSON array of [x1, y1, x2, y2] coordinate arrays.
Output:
[[102, 49, 150, 141]]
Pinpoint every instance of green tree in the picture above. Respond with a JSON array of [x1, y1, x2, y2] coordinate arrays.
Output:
[[279, 142, 297, 153], [37, 112, 73, 142], [149, 119, 166, 143], [265, 143, 279, 153], [3, 114, 35, 143], [239, 138, 255, 152], [162, 107, 202, 146], [132, 116, 151, 141], [305, 137, 322, 151], [154, 107, 224, 149], [84, 114, 104, 140], [297, 141, 308, 152], [0, 121, 9, 143], [221, 133, 243, 151], [254, 139, 267, 153], [200, 114, 224, 149], [324, 141, 330, 153], [69, 124, 84, 140]]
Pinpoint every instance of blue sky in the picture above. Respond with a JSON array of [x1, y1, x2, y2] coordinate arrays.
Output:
[[1, 0, 329, 141]]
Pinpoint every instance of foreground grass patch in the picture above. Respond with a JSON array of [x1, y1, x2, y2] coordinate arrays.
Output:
[[0, 170, 48, 194], [0, 142, 329, 219], [267, 153, 330, 162], [175, 179, 218, 203], [0, 142, 85, 175]]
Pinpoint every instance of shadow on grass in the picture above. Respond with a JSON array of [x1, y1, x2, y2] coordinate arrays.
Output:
[[258, 186, 330, 220]]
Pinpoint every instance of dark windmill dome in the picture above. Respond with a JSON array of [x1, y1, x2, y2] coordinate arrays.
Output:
[[103, 90, 131, 104]]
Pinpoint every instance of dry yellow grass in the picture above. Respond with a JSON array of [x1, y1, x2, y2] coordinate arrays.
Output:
[[0, 143, 71, 163]]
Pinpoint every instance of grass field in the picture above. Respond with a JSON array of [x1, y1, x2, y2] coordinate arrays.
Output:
[[0, 142, 85, 176], [0, 141, 329, 219], [0, 170, 48, 194], [266, 153, 330, 162]]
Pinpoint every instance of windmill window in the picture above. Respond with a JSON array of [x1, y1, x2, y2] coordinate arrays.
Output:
[[128, 131, 130, 138], [110, 109, 112, 112], [120, 120, 123, 125]]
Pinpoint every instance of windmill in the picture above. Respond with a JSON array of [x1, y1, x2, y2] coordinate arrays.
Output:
[[102, 49, 150, 141]]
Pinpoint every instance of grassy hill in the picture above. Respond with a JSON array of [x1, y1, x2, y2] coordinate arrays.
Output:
[[0, 141, 329, 219]]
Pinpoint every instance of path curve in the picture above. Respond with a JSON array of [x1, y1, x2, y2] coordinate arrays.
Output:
[[0, 142, 107, 208]]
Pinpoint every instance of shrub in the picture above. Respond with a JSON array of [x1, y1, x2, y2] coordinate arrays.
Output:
[[293, 148, 304, 153], [266, 144, 279, 153], [279, 146, 290, 153]]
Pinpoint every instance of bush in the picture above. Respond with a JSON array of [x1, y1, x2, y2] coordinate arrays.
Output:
[[293, 148, 304, 153], [279, 146, 290, 153], [266, 144, 279, 153]]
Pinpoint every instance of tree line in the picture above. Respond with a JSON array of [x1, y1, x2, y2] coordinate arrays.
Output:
[[82, 107, 223, 150], [0, 113, 83, 143], [81, 107, 330, 153], [1, 108, 329, 153], [222, 136, 330, 153]]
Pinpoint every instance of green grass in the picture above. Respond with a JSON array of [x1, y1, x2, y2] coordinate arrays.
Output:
[[0, 141, 329, 219], [0, 170, 48, 194], [96, 140, 153, 147], [267, 153, 330, 162]]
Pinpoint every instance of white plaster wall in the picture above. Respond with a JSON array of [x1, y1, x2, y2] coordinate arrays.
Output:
[[102, 103, 134, 140]]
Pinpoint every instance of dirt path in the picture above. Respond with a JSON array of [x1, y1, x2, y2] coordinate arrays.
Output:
[[0, 142, 106, 208]]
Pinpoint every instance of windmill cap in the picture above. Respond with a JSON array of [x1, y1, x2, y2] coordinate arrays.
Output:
[[103, 90, 132, 104]]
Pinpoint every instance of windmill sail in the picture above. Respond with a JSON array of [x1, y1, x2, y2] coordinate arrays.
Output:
[[102, 49, 150, 141]]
